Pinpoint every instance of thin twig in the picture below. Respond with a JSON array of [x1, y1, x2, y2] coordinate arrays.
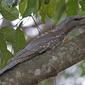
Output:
[[31, 15, 41, 35]]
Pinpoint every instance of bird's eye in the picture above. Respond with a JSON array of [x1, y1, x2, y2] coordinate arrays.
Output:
[[74, 18, 79, 21]]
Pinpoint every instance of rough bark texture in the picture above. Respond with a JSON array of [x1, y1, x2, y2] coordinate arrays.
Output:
[[0, 16, 85, 85]]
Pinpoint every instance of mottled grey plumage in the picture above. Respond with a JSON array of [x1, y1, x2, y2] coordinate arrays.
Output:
[[0, 16, 85, 76]]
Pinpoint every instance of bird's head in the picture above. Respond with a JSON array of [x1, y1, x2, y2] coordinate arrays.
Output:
[[58, 16, 85, 34]]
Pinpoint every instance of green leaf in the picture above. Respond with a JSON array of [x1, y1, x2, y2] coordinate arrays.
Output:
[[0, 32, 12, 69], [0, 27, 15, 43], [0, 50, 12, 69], [79, 0, 85, 11], [0, 33, 7, 53], [19, 0, 28, 16], [54, 0, 65, 22], [66, 0, 79, 16], [46, 0, 57, 18], [0, 27, 26, 54], [41, 79, 52, 85], [39, 0, 65, 22], [79, 0, 85, 15], [0, 0, 19, 20], [22, 0, 39, 17], [12, 28, 26, 53], [44, 0, 50, 4], [39, 0, 57, 22], [0, 27, 26, 68]]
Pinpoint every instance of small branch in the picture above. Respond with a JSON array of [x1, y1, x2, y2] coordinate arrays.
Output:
[[31, 15, 41, 34]]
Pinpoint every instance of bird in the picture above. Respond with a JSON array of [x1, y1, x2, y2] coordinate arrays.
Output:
[[0, 16, 85, 76]]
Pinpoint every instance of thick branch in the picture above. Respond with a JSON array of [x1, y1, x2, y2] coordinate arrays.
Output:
[[0, 29, 85, 85]]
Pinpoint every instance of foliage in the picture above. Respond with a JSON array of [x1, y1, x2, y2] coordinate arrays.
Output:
[[0, 0, 85, 70]]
